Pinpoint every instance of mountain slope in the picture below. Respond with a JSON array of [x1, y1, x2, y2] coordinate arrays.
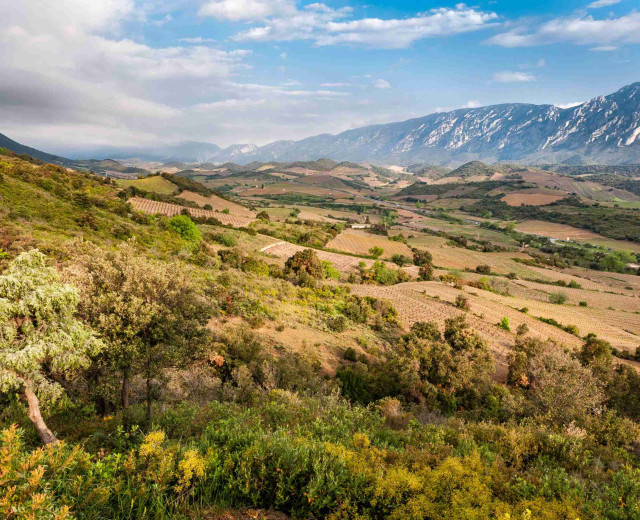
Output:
[[0, 132, 69, 165], [211, 82, 640, 165]]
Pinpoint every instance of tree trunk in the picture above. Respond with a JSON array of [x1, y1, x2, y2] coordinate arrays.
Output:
[[145, 351, 152, 424], [24, 386, 57, 445], [122, 369, 131, 427]]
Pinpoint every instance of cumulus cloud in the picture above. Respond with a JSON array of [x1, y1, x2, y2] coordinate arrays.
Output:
[[487, 12, 640, 47], [373, 79, 391, 89], [215, 3, 498, 49], [492, 71, 535, 83], [199, 0, 296, 21], [586, 0, 621, 8]]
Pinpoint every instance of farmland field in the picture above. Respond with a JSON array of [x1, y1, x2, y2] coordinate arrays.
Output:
[[501, 189, 566, 206], [177, 190, 255, 217], [325, 229, 413, 258], [117, 175, 177, 195], [515, 220, 640, 252], [128, 197, 255, 227]]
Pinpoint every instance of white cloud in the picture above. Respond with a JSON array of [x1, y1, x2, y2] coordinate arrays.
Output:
[[179, 36, 217, 43], [555, 101, 583, 109], [320, 82, 351, 87], [587, 0, 621, 8], [222, 4, 498, 49], [462, 100, 481, 108], [373, 79, 391, 89], [280, 51, 287, 59], [488, 12, 640, 48], [492, 71, 536, 82], [590, 45, 618, 51], [199, 0, 296, 22]]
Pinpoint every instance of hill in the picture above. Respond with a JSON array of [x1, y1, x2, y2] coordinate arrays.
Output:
[[0, 132, 70, 165]]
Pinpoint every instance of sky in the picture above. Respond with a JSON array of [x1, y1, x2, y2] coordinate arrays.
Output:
[[1, 0, 640, 155]]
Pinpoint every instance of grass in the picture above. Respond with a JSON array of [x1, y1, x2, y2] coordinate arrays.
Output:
[[117, 175, 178, 195]]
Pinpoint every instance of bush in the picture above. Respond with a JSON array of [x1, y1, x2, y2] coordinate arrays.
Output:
[[343, 347, 358, 361], [418, 264, 434, 281], [285, 249, 323, 279], [412, 249, 433, 266], [498, 317, 510, 331], [391, 254, 411, 266], [169, 215, 202, 242], [256, 210, 270, 221], [322, 260, 340, 280], [579, 301, 588, 307], [475, 264, 491, 274], [455, 294, 470, 310], [242, 258, 270, 277], [549, 291, 567, 305], [328, 315, 348, 332], [369, 246, 384, 258], [213, 232, 237, 247]]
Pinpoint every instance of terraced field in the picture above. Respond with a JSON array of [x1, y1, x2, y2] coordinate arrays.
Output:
[[515, 220, 640, 252], [128, 197, 255, 227], [325, 229, 412, 259], [177, 191, 255, 218]]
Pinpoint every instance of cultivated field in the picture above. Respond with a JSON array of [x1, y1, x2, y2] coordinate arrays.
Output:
[[178, 190, 255, 218], [117, 175, 177, 195], [128, 197, 255, 227], [501, 189, 566, 206], [325, 229, 413, 259], [515, 220, 640, 252]]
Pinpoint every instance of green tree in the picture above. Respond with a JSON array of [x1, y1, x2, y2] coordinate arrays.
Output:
[[369, 246, 384, 259], [168, 214, 202, 242], [0, 251, 102, 444], [73, 245, 212, 423]]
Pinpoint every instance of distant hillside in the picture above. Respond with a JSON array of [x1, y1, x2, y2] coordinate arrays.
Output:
[[0, 132, 69, 165], [445, 161, 496, 178]]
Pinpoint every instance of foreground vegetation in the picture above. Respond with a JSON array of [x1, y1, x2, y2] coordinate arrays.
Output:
[[2, 153, 640, 519]]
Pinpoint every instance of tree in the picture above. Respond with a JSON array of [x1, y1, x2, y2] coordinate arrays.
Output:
[[284, 249, 323, 279], [369, 246, 384, 259], [169, 215, 202, 242], [528, 347, 603, 425], [418, 263, 434, 281], [412, 249, 433, 267], [256, 210, 270, 221], [0, 250, 102, 444], [72, 245, 212, 423]]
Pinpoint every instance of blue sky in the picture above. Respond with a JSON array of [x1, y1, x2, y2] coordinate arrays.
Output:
[[2, 0, 639, 154]]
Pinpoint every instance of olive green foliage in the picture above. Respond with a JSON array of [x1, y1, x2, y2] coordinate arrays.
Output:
[[548, 291, 567, 305], [71, 244, 212, 421], [285, 249, 324, 279], [418, 263, 434, 281], [358, 261, 410, 285], [369, 246, 384, 258], [412, 249, 433, 266]]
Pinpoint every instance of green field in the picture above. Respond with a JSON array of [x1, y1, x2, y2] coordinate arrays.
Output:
[[117, 175, 178, 195]]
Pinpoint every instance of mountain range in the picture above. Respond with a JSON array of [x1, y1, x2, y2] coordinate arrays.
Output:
[[3, 82, 640, 166]]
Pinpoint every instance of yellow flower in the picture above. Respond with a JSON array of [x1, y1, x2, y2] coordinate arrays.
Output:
[[175, 449, 206, 494], [139, 431, 165, 457]]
